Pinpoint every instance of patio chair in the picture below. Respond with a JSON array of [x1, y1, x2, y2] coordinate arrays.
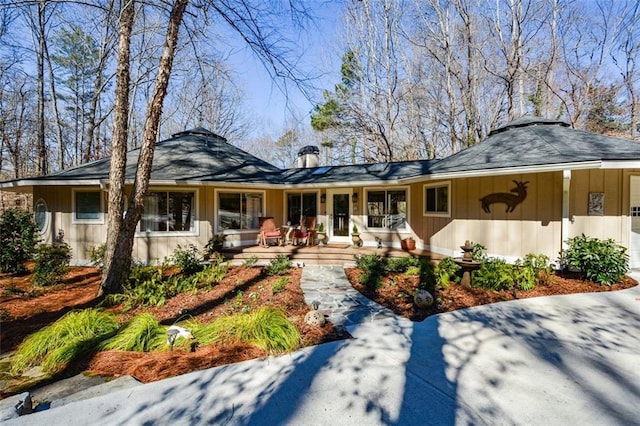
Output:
[[293, 216, 317, 246], [259, 217, 281, 247]]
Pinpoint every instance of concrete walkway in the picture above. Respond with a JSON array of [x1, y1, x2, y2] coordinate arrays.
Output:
[[5, 266, 640, 425]]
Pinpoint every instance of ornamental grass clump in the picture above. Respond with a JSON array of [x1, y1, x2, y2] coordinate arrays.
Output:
[[100, 313, 166, 352], [189, 307, 300, 354], [10, 309, 119, 375]]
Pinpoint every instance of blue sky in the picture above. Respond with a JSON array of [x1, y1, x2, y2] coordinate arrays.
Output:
[[226, 1, 345, 137]]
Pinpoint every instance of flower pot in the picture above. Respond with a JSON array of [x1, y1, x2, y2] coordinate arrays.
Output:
[[352, 234, 363, 247], [401, 238, 416, 251]]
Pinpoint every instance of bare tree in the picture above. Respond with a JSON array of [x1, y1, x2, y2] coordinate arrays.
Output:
[[612, 0, 640, 139], [100, 0, 315, 295], [162, 60, 249, 141]]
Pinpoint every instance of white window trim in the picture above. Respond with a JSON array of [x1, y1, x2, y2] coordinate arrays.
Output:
[[364, 186, 410, 233], [214, 188, 266, 234], [72, 189, 105, 224], [423, 181, 451, 218], [135, 188, 199, 237]]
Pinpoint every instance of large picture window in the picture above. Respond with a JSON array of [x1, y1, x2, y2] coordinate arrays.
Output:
[[424, 182, 450, 216], [366, 189, 407, 229], [141, 191, 194, 232], [286, 192, 317, 225], [74, 190, 103, 222], [218, 192, 263, 230]]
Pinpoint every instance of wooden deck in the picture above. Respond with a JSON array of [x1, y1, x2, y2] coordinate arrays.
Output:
[[221, 243, 445, 265]]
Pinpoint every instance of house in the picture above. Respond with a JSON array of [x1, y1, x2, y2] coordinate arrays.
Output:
[[2, 117, 640, 268]]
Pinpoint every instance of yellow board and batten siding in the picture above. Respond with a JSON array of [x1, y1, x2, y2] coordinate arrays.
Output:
[[419, 170, 632, 261], [420, 173, 562, 260]]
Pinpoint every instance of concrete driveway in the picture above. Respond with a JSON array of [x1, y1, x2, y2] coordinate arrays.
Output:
[[6, 276, 640, 425]]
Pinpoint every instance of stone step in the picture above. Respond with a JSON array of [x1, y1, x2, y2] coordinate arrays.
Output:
[[222, 245, 438, 266]]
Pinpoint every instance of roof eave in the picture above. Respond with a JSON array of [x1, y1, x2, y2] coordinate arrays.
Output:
[[402, 161, 604, 182]]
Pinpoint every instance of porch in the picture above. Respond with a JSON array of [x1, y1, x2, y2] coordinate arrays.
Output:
[[221, 243, 445, 265]]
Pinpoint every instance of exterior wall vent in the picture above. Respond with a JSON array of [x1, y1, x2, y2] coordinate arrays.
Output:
[[297, 145, 320, 168]]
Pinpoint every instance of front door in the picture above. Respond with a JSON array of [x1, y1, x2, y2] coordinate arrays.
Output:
[[326, 188, 352, 244], [630, 176, 640, 269]]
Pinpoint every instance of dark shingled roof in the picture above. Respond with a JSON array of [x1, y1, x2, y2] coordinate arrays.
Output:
[[20, 128, 283, 184], [3, 118, 640, 188], [431, 116, 640, 174], [279, 160, 436, 185]]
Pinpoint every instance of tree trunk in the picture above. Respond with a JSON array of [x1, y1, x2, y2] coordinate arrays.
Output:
[[43, 35, 66, 171], [99, 0, 189, 296], [36, 0, 48, 175], [98, 0, 136, 297]]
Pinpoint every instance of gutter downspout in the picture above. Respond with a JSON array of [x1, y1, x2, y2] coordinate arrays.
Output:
[[561, 170, 571, 256]]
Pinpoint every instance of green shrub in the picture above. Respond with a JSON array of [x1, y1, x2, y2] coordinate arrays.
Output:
[[354, 253, 385, 289], [172, 244, 202, 275], [193, 262, 228, 288], [265, 254, 292, 276], [101, 266, 169, 311], [473, 258, 515, 291], [89, 243, 106, 271], [434, 257, 461, 288], [243, 255, 259, 267], [101, 313, 165, 352], [10, 309, 119, 375], [513, 259, 536, 291], [471, 242, 487, 261], [405, 265, 421, 276], [523, 253, 553, 285], [418, 258, 437, 290], [272, 277, 289, 294], [561, 234, 628, 285], [0, 209, 40, 274], [387, 256, 421, 273], [33, 242, 72, 287]]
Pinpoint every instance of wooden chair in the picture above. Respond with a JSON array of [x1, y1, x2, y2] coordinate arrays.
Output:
[[259, 217, 281, 247], [293, 216, 317, 246]]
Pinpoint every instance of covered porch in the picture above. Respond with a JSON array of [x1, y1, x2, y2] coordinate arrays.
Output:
[[221, 243, 445, 265]]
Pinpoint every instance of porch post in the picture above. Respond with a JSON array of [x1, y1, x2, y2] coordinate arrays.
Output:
[[561, 169, 571, 253]]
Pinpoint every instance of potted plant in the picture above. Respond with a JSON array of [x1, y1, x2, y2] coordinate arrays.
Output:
[[401, 236, 416, 251], [316, 222, 326, 245], [351, 224, 363, 247], [204, 233, 227, 258]]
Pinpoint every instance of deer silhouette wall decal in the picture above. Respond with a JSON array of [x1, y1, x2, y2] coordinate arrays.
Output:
[[480, 180, 529, 213]]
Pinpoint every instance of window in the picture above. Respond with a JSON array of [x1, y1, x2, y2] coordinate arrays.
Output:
[[141, 191, 194, 232], [34, 199, 48, 232], [74, 190, 103, 222], [424, 182, 450, 216], [286, 192, 317, 225], [218, 192, 263, 230], [366, 189, 407, 229]]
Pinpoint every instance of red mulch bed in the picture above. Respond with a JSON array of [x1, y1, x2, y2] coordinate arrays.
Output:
[[0, 264, 346, 389], [345, 268, 638, 321], [2, 263, 636, 392]]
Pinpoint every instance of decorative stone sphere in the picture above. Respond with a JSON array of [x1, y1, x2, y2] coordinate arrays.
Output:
[[304, 310, 326, 327], [414, 289, 434, 309]]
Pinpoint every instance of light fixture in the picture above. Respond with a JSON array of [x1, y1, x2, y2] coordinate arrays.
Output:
[[352, 192, 358, 203], [321, 193, 326, 203]]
